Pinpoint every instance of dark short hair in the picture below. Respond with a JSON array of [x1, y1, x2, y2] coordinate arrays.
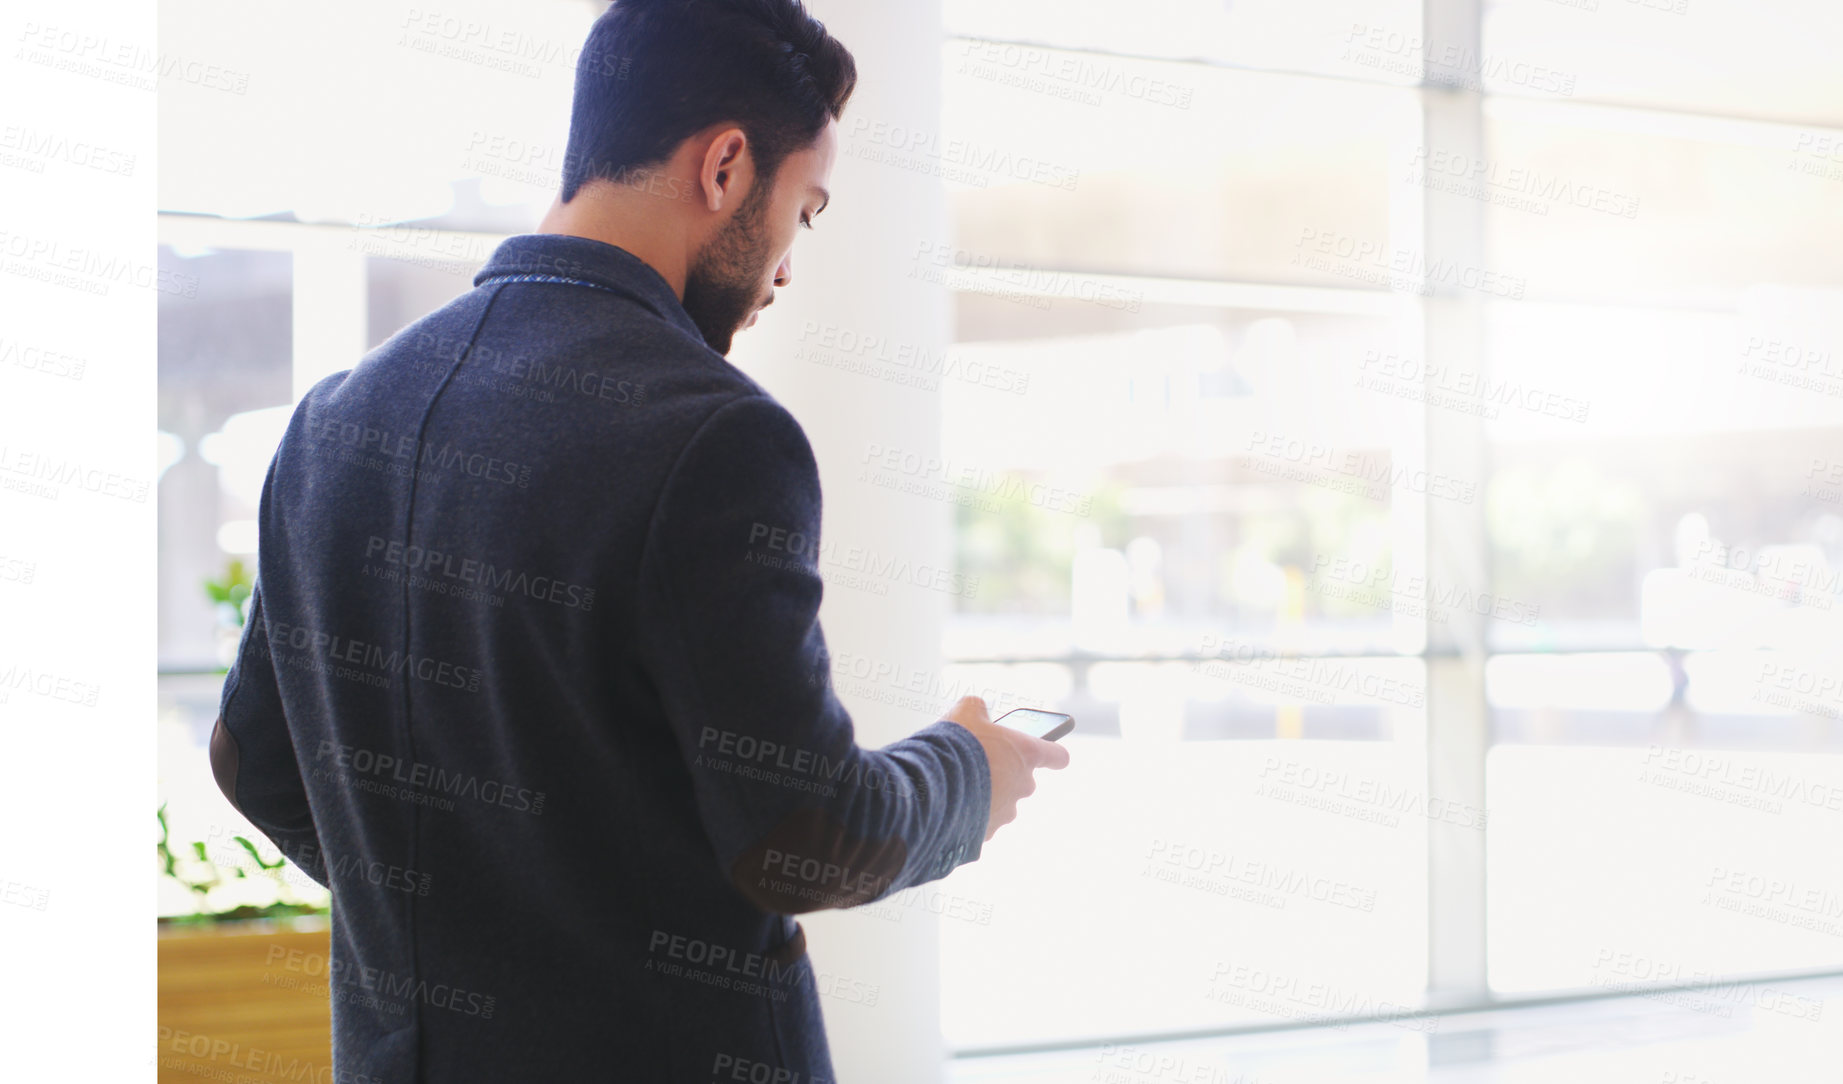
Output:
[[560, 0, 857, 203]]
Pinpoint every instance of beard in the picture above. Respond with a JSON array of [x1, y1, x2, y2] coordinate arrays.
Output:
[[681, 181, 775, 355]]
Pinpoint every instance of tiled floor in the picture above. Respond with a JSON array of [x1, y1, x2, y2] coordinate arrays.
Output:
[[948, 974, 1843, 1084]]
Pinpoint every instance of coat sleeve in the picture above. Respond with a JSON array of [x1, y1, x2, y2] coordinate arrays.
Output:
[[634, 394, 991, 913], [211, 578, 332, 890]]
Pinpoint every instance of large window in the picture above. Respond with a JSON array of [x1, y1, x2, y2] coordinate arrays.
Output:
[[924, 0, 1843, 1053]]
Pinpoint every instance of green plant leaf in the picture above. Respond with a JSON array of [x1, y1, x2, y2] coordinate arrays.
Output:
[[203, 559, 257, 625], [233, 835, 284, 871]]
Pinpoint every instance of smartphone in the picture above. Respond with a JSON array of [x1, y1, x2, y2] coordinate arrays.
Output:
[[995, 708, 1075, 742]]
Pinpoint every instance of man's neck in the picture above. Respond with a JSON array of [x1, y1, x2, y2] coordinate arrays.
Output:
[[535, 183, 691, 298]]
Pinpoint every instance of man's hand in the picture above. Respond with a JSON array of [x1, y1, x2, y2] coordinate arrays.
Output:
[[941, 696, 1072, 841]]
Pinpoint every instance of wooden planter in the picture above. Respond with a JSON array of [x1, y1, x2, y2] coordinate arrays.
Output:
[[156, 917, 334, 1083]]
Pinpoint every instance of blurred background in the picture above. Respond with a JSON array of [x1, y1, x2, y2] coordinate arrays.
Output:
[[147, 0, 1842, 1080]]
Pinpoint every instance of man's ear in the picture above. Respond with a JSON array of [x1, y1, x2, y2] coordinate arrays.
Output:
[[698, 127, 753, 214]]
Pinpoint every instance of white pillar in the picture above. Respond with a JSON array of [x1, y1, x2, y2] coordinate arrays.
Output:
[[726, 0, 953, 1079], [1414, 0, 1493, 1004]]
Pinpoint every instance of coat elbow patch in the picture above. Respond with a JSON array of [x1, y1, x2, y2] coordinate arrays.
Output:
[[729, 807, 909, 914], [208, 716, 242, 813]]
